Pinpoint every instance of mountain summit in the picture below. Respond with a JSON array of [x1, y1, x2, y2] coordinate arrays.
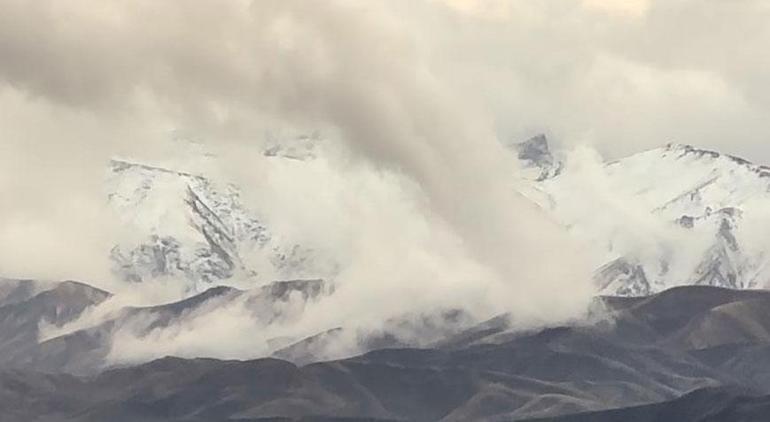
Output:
[[512, 134, 563, 180], [107, 157, 336, 292], [514, 137, 770, 295]]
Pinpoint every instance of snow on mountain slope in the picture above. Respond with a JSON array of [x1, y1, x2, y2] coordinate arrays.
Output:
[[106, 133, 770, 297], [514, 139, 770, 296], [107, 151, 336, 292], [605, 144, 770, 219]]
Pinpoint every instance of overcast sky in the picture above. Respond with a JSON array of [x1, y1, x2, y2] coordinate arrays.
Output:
[[2, 0, 769, 161]]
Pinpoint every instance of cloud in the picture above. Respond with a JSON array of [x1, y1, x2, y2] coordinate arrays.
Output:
[[3, 1, 770, 161], [582, 0, 651, 17], [4, 0, 770, 361]]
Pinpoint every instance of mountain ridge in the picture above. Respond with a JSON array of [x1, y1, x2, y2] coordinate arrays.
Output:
[[3, 283, 770, 420], [515, 135, 770, 296]]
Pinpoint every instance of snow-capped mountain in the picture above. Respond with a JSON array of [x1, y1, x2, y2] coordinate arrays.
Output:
[[107, 150, 335, 292], [106, 133, 770, 297], [514, 137, 770, 295]]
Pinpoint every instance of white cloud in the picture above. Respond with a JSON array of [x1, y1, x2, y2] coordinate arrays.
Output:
[[3, 0, 770, 361]]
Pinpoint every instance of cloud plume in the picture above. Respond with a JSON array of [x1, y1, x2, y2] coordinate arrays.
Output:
[[5, 0, 770, 361]]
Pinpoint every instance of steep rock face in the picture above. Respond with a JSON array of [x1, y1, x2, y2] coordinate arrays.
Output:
[[511, 134, 563, 181], [595, 258, 652, 297], [689, 217, 742, 288]]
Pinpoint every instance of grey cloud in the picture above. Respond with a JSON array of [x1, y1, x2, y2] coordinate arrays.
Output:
[[2, 0, 769, 335]]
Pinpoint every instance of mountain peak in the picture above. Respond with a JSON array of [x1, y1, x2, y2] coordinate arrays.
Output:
[[511, 134, 562, 180], [521, 139, 770, 296], [515, 134, 552, 164]]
